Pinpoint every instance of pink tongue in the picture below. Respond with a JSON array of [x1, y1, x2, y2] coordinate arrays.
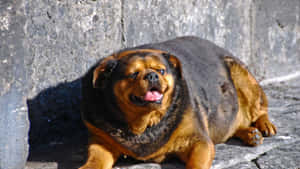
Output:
[[144, 91, 163, 102]]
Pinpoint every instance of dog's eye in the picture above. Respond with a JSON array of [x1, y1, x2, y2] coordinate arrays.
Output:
[[158, 69, 165, 75], [129, 72, 139, 79]]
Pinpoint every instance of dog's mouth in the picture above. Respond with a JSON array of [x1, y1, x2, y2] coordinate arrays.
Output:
[[130, 87, 163, 106]]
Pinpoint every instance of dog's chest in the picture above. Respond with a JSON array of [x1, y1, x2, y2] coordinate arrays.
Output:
[[89, 94, 188, 157], [93, 115, 180, 157]]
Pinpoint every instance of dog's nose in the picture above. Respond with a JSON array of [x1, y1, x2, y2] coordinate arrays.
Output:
[[144, 72, 159, 83]]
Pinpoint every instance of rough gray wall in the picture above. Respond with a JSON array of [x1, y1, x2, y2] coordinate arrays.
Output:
[[0, 1, 29, 169], [0, 0, 299, 169], [123, 0, 252, 65], [251, 0, 300, 78]]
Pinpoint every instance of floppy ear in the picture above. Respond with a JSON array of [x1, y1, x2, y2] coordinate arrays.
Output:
[[162, 53, 182, 78], [93, 56, 118, 89]]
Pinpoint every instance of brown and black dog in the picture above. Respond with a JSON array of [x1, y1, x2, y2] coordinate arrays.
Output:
[[80, 36, 276, 169]]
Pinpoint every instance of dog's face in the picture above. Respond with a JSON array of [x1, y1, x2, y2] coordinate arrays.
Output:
[[114, 50, 175, 112], [93, 49, 181, 134]]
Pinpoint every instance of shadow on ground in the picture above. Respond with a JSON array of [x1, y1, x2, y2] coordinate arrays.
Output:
[[27, 78, 88, 169]]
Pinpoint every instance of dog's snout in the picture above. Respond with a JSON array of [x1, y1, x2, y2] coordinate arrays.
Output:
[[144, 72, 159, 83]]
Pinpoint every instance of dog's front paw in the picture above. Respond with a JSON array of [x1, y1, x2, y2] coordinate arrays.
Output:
[[247, 128, 264, 146], [254, 115, 277, 137], [234, 127, 264, 146]]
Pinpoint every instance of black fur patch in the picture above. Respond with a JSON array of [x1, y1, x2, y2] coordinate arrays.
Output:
[[93, 60, 118, 89]]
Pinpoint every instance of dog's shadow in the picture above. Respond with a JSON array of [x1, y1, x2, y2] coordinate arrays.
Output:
[[27, 78, 88, 169]]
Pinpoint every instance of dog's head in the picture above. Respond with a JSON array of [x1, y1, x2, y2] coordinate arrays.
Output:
[[93, 49, 182, 134]]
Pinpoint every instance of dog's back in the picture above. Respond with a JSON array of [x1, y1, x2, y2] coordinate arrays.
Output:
[[137, 36, 239, 143]]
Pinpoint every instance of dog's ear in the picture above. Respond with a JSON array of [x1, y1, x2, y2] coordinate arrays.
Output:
[[93, 56, 118, 89], [162, 53, 182, 78]]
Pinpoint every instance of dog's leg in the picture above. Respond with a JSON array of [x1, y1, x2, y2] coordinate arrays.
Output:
[[233, 112, 276, 146], [233, 89, 273, 146], [224, 56, 276, 146], [179, 140, 215, 169], [253, 91, 277, 137], [79, 143, 119, 169]]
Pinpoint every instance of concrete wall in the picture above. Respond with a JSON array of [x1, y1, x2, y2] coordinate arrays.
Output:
[[0, 0, 299, 169]]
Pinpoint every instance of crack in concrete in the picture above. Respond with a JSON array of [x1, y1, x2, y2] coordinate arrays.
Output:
[[120, 0, 126, 48], [251, 152, 266, 169], [249, 138, 300, 168], [213, 137, 300, 169], [252, 158, 261, 169]]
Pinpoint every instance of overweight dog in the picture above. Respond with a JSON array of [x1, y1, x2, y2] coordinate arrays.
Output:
[[80, 36, 276, 169]]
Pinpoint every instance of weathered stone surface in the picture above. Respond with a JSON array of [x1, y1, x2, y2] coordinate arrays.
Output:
[[223, 162, 258, 169], [24, 0, 122, 145], [24, 0, 122, 95], [257, 141, 300, 169], [2, 0, 122, 169], [123, 0, 252, 64], [249, 0, 300, 79], [0, 1, 29, 169]]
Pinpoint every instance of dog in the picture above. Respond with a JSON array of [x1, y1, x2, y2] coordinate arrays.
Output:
[[80, 36, 276, 169]]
